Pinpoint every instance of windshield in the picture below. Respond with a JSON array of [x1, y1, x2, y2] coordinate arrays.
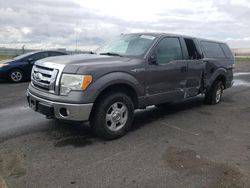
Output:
[[96, 34, 156, 57], [13, 51, 37, 60]]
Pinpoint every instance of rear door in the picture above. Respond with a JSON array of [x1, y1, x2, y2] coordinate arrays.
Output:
[[145, 37, 188, 105], [182, 38, 204, 97]]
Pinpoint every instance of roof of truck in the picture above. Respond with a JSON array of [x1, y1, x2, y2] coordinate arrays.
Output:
[[125, 32, 226, 45]]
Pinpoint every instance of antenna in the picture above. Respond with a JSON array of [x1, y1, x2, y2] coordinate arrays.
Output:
[[75, 20, 78, 52], [22, 45, 25, 54]]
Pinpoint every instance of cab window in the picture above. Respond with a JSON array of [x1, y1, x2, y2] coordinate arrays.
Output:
[[184, 38, 202, 60], [155, 37, 183, 64], [30, 52, 49, 61]]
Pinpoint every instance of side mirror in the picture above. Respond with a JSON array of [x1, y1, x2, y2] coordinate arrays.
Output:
[[27, 58, 34, 63], [149, 54, 157, 65]]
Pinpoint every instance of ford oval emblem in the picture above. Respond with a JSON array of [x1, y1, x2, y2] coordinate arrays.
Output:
[[34, 72, 43, 82]]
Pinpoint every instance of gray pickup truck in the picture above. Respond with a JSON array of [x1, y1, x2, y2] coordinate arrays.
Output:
[[27, 33, 234, 139]]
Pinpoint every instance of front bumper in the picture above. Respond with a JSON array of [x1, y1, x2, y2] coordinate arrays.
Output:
[[0, 69, 9, 79], [26, 90, 93, 121]]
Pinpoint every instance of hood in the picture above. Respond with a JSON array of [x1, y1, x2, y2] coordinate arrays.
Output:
[[36, 54, 137, 74], [38, 54, 131, 66], [0, 59, 14, 64]]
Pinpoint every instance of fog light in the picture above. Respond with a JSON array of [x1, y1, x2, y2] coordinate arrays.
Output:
[[59, 108, 69, 117]]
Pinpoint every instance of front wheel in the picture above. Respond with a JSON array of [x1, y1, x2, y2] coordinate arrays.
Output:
[[9, 69, 24, 82], [205, 80, 223, 105], [90, 92, 134, 140]]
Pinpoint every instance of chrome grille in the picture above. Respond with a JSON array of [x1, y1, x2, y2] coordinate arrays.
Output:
[[31, 61, 65, 94], [31, 64, 58, 93]]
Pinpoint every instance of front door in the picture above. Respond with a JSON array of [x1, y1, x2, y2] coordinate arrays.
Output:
[[145, 37, 188, 105]]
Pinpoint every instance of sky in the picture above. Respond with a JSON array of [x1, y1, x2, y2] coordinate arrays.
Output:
[[0, 0, 250, 50]]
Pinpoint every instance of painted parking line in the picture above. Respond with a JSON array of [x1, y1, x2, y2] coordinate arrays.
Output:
[[233, 79, 250, 87], [234, 72, 250, 76]]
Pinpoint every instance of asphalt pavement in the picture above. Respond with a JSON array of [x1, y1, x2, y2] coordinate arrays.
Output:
[[0, 61, 250, 188]]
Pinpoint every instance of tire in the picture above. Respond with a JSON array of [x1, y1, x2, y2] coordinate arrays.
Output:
[[90, 92, 134, 140], [9, 69, 24, 83], [205, 80, 223, 105]]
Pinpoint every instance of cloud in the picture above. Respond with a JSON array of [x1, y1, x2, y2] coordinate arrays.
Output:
[[0, 0, 249, 50]]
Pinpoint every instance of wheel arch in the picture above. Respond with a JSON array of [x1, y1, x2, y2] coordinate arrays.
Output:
[[214, 74, 226, 89], [206, 68, 227, 90], [8, 67, 24, 73], [93, 83, 139, 110], [90, 72, 143, 106], [8, 68, 25, 81]]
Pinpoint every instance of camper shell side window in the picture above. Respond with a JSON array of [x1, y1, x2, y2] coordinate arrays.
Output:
[[201, 41, 226, 59]]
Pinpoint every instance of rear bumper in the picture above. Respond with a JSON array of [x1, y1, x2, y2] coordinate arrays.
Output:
[[26, 89, 93, 121]]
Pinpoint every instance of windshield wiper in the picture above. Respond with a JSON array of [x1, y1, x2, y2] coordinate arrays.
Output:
[[99, 52, 123, 57]]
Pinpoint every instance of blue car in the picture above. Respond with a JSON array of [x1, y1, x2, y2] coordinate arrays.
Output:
[[0, 51, 67, 82]]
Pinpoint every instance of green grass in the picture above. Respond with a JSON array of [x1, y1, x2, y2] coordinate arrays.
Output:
[[0, 55, 14, 61], [235, 57, 250, 62]]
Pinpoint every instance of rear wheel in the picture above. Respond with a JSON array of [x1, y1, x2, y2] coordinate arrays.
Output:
[[90, 92, 134, 140], [205, 80, 223, 105], [9, 69, 24, 82]]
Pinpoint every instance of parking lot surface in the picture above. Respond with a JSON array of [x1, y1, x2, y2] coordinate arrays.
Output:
[[0, 61, 250, 188]]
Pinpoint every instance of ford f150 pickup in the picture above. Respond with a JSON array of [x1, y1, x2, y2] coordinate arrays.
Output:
[[26, 33, 234, 139]]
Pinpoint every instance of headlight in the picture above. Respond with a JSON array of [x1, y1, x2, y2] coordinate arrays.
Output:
[[0, 64, 8, 68], [60, 74, 92, 95]]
